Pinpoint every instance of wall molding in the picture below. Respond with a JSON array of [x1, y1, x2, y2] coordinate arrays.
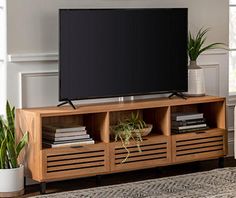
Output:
[[199, 63, 220, 96], [8, 49, 227, 63], [8, 53, 58, 63], [201, 49, 228, 56], [19, 71, 58, 108]]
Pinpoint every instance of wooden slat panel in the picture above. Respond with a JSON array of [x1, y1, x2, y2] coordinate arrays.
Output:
[[45, 166, 106, 182], [176, 145, 223, 156], [115, 143, 166, 154], [47, 156, 105, 166], [47, 151, 104, 161], [173, 129, 224, 141], [175, 150, 224, 163], [47, 161, 104, 172], [45, 142, 105, 155], [176, 141, 223, 151], [114, 158, 169, 170], [176, 136, 223, 146], [115, 148, 167, 158], [115, 153, 167, 164]]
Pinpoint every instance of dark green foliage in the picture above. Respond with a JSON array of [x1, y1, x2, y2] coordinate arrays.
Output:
[[0, 101, 28, 169], [188, 28, 225, 61]]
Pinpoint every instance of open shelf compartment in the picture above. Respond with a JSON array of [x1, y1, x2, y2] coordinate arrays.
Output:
[[170, 100, 226, 134], [109, 106, 170, 139], [41, 112, 109, 149]]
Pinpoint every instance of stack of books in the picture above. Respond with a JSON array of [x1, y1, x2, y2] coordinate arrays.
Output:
[[42, 124, 95, 148], [171, 112, 208, 134]]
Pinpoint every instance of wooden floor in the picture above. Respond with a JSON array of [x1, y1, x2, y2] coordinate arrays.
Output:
[[21, 157, 236, 197]]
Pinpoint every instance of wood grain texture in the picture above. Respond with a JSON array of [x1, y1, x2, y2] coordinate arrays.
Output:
[[16, 96, 227, 183]]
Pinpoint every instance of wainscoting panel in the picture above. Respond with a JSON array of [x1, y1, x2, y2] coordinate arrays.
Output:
[[202, 64, 220, 96], [20, 71, 59, 108]]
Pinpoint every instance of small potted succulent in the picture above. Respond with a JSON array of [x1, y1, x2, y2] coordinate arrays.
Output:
[[0, 101, 28, 197], [111, 112, 152, 163], [187, 27, 225, 96]]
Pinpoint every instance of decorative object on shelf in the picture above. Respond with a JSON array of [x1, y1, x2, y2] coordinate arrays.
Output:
[[187, 28, 224, 96], [111, 112, 152, 163], [0, 101, 28, 197]]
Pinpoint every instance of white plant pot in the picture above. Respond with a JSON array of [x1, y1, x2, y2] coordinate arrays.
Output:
[[186, 61, 205, 96], [0, 165, 24, 197]]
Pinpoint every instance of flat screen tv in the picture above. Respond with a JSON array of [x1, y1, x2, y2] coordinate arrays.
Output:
[[59, 8, 188, 102]]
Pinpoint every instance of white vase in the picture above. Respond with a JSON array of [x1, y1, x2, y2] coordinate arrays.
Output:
[[0, 165, 24, 197], [186, 60, 205, 96]]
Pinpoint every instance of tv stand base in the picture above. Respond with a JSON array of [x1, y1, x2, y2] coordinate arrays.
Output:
[[168, 92, 187, 100], [57, 99, 76, 109]]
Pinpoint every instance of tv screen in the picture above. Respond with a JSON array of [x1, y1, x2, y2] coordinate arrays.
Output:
[[59, 8, 188, 101]]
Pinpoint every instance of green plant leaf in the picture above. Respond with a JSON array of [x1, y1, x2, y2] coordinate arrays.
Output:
[[0, 138, 7, 169], [187, 27, 225, 61], [6, 101, 15, 139], [16, 132, 28, 158], [6, 130, 18, 168]]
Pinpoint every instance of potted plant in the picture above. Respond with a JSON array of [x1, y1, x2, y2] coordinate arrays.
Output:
[[0, 101, 28, 197], [111, 112, 152, 163], [187, 28, 224, 96]]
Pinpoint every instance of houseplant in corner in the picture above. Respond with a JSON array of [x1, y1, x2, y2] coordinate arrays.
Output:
[[0, 101, 28, 197], [187, 28, 224, 96]]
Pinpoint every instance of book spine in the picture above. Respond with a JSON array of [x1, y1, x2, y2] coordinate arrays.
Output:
[[172, 119, 206, 127], [43, 134, 90, 141], [49, 140, 95, 148], [172, 126, 209, 133], [172, 123, 207, 130], [175, 114, 204, 121]]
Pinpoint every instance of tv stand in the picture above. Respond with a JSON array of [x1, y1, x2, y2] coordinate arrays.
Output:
[[57, 99, 76, 109], [16, 96, 227, 193], [168, 92, 187, 100]]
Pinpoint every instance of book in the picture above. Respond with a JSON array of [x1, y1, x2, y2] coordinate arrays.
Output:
[[43, 139, 95, 148], [172, 123, 207, 130], [42, 124, 86, 133], [171, 112, 204, 121], [171, 118, 206, 127], [42, 130, 87, 138], [42, 134, 90, 141], [43, 138, 94, 144], [172, 126, 209, 134]]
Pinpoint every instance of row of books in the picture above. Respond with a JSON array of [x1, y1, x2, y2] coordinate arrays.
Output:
[[171, 112, 208, 134], [42, 124, 95, 148]]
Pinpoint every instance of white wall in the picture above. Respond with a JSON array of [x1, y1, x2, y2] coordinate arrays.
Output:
[[0, 0, 6, 115], [7, 0, 228, 54], [5, 0, 232, 154]]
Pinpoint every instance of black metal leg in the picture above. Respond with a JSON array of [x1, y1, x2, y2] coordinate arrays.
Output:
[[96, 175, 102, 186], [40, 182, 46, 194], [219, 157, 224, 168], [24, 177, 26, 187]]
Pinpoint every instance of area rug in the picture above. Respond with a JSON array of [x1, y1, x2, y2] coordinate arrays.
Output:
[[33, 167, 236, 198]]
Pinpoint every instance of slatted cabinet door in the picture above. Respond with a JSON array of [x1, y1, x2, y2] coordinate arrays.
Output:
[[42, 143, 109, 181], [110, 135, 171, 172], [172, 129, 227, 163]]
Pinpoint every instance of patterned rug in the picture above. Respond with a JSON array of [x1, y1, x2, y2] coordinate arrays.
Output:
[[33, 167, 236, 198]]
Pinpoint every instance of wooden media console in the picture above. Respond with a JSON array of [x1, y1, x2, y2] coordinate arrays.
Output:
[[16, 96, 228, 193]]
